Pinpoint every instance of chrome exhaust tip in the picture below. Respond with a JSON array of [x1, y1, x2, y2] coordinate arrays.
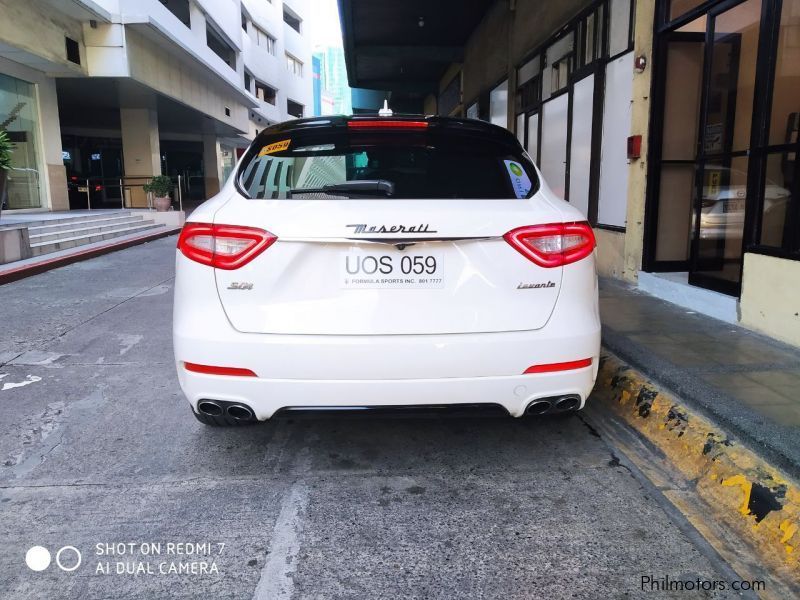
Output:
[[554, 395, 581, 412], [525, 399, 552, 415], [226, 404, 255, 421], [197, 400, 223, 417]]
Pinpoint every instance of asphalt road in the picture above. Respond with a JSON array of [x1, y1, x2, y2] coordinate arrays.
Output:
[[0, 237, 746, 599]]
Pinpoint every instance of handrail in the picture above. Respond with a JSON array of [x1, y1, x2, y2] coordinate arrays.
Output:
[[75, 175, 184, 211]]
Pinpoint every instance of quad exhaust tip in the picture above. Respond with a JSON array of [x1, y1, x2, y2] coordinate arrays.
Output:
[[197, 399, 256, 421], [227, 404, 255, 421], [197, 400, 223, 417], [525, 394, 581, 416]]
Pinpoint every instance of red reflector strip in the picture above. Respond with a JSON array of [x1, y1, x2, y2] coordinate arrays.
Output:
[[184, 362, 257, 377], [347, 120, 428, 129], [523, 358, 593, 374]]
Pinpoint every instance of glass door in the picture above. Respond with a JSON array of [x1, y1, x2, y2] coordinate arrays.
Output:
[[689, 0, 763, 294], [0, 73, 43, 210]]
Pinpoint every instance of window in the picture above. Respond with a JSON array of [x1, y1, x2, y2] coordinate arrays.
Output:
[[254, 26, 276, 55], [161, 0, 191, 27], [244, 71, 252, 93], [286, 53, 303, 77], [65, 37, 80, 65], [206, 24, 236, 68], [516, 55, 540, 115], [757, 0, 800, 253], [238, 129, 538, 200], [255, 80, 277, 105], [466, 103, 479, 120], [543, 34, 574, 100], [608, 0, 633, 57], [283, 7, 301, 33], [241, 13, 247, 31], [489, 80, 509, 129], [287, 99, 304, 118], [668, 0, 707, 22], [578, 5, 604, 66]]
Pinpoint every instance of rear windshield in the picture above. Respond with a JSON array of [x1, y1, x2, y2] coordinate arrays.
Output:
[[237, 126, 538, 200]]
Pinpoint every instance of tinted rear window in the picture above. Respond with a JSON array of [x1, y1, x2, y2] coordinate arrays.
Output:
[[237, 126, 538, 200]]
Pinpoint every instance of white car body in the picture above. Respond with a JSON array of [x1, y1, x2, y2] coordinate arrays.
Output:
[[173, 116, 600, 424]]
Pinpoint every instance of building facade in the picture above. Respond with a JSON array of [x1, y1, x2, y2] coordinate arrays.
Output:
[[0, 0, 313, 212], [311, 46, 352, 116], [340, 0, 799, 347]]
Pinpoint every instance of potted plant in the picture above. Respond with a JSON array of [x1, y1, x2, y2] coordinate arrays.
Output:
[[0, 129, 12, 219], [143, 174, 174, 212]]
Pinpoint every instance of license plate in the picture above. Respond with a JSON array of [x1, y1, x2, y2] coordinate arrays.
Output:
[[725, 198, 744, 213], [340, 251, 445, 289]]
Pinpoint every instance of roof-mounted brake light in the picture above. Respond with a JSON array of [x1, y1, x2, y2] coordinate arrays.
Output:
[[347, 120, 428, 130]]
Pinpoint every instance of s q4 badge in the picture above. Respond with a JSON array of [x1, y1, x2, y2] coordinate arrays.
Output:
[[227, 282, 254, 290]]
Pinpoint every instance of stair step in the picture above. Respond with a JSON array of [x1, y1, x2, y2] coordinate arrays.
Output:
[[30, 223, 165, 256], [29, 217, 150, 242], [1, 211, 134, 230], [28, 213, 144, 235]]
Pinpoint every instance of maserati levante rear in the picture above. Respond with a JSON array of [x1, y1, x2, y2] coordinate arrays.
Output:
[[173, 115, 600, 425]]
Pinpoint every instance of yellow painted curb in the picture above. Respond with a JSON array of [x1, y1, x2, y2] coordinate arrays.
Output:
[[595, 352, 800, 581]]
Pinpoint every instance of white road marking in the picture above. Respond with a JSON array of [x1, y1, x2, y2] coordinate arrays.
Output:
[[1, 375, 42, 391], [117, 334, 143, 356], [251, 483, 310, 600]]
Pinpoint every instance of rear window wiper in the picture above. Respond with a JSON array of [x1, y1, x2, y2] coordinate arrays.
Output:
[[289, 179, 395, 198]]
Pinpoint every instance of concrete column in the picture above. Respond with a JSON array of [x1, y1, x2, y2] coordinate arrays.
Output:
[[203, 134, 222, 198], [120, 107, 161, 207], [38, 77, 69, 211]]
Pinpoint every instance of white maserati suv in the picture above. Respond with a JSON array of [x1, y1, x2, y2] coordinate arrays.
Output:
[[173, 115, 600, 426]]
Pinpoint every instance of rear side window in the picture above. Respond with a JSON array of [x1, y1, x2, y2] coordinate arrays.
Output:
[[237, 127, 538, 200]]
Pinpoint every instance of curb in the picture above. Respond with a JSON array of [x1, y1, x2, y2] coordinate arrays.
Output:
[[0, 227, 180, 285], [595, 351, 800, 583]]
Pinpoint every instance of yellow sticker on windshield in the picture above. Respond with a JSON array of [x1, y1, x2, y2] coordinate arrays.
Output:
[[258, 139, 291, 156]]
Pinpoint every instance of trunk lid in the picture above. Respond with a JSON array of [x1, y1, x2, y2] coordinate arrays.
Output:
[[213, 198, 565, 335]]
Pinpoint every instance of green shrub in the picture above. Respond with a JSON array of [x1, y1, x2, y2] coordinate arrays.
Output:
[[142, 174, 173, 197], [0, 130, 12, 171]]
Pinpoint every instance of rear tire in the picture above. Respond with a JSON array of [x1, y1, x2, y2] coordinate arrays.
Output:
[[192, 408, 257, 427]]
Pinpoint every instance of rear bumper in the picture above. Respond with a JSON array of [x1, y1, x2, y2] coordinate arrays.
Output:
[[176, 366, 597, 419], [173, 253, 600, 419]]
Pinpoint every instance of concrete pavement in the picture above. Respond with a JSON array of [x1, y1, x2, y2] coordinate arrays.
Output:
[[0, 238, 758, 599]]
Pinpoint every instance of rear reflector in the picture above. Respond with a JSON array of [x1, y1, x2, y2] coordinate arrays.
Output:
[[347, 120, 428, 130], [504, 222, 596, 268], [184, 362, 257, 377], [523, 358, 592, 374], [178, 223, 276, 270]]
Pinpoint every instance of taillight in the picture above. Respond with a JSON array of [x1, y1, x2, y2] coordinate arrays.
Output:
[[177, 223, 276, 270], [504, 222, 595, 268], [347, 120, 428, 129]]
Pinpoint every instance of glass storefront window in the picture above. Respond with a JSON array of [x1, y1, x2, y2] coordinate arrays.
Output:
[[693, 156, 749, 284], [489, 79, 508, 129], [543, 33, 573, 100], [704, 0, 762, 155], [669, 0, 708, 22], [759, 152, 794, 247], [0, 73, 42, 209], [769, 0, 800, 146], [609, 0, 632, 56]]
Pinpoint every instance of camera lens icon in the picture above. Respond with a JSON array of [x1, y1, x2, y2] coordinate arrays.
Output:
[[25, 546, 81, 572], [25, 546, 51, 571]]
